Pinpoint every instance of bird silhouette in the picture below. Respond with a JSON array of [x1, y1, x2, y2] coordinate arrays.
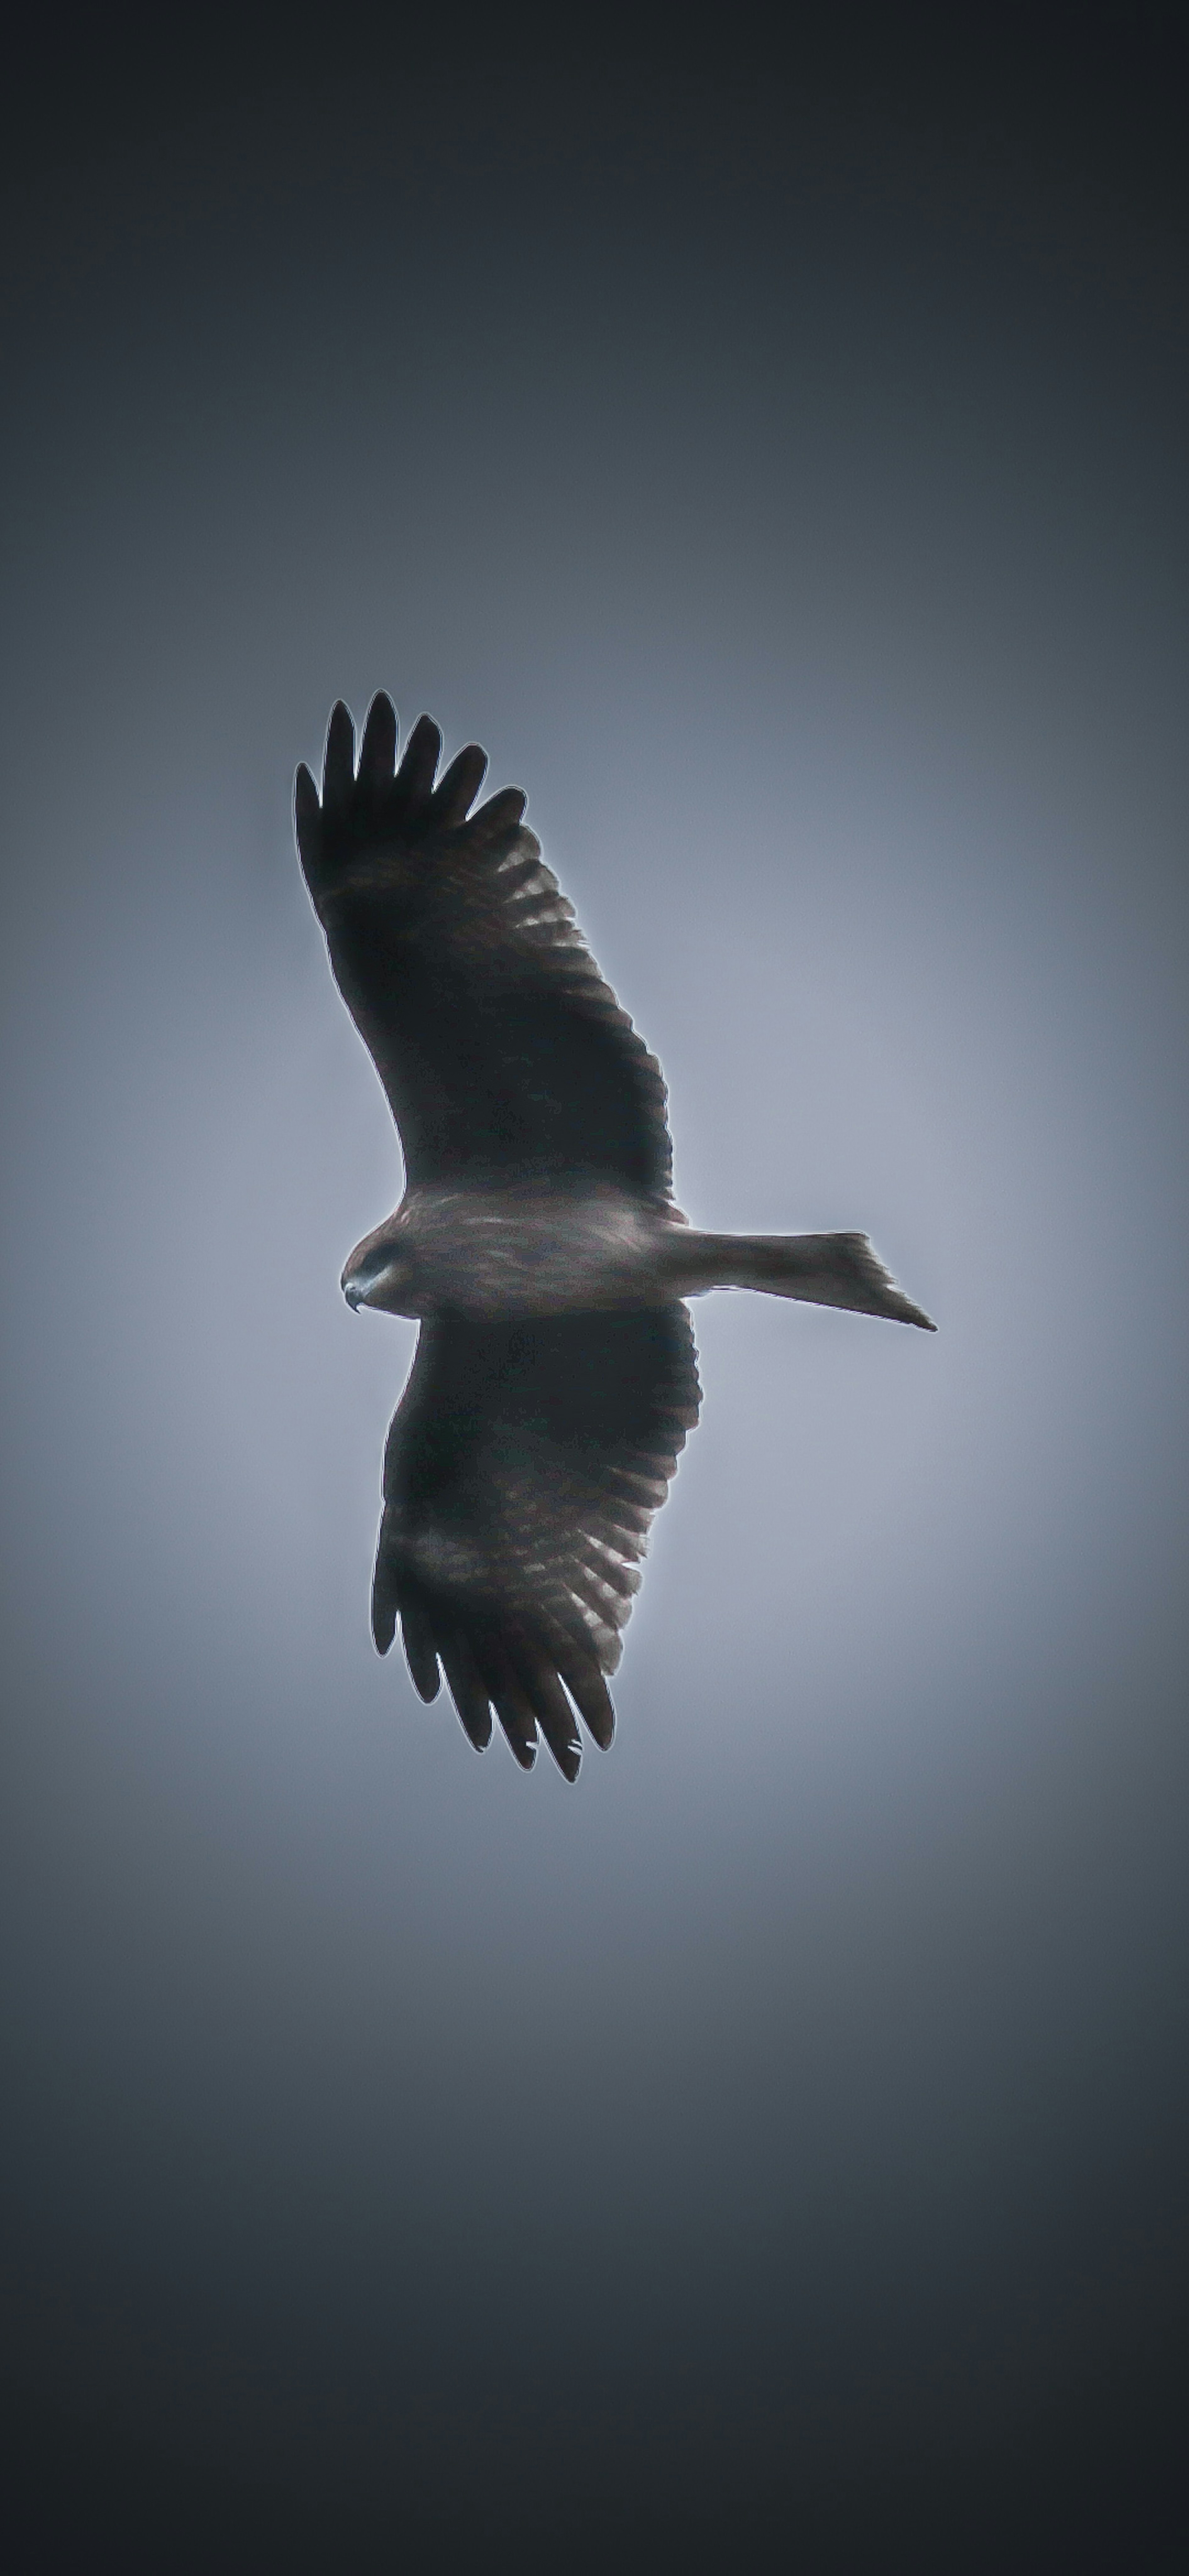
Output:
[[296, 695, 933, 1780]]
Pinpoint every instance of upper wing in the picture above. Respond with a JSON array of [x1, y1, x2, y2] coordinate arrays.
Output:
[[372, 1306, 701, 1779], [296, 695, 673, 1197]]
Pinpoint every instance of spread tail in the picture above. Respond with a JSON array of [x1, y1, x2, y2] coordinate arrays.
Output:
[[674, 1230, 936, 1329]]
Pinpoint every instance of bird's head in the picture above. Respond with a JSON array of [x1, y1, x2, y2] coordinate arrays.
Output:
[[341, 1217, 416, 1316]]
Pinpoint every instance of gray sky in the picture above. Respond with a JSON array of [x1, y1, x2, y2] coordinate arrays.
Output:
[[2, 13, 1186, 2565]]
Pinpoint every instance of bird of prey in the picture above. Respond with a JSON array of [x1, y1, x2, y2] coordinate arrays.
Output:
[[296, 695, 933, 1782]]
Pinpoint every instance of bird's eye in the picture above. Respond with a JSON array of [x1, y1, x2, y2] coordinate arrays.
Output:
[[356, 1244, 398, 1288]]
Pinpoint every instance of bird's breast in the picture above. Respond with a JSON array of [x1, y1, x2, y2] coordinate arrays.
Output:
[[399, 1185, 682, 1318]]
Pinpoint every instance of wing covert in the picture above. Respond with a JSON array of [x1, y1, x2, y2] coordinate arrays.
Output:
[[372, 1307, 701, 1778], [296, 696, 673, 1198]]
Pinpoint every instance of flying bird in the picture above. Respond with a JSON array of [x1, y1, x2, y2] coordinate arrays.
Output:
[[296, 695, 933, 1782]]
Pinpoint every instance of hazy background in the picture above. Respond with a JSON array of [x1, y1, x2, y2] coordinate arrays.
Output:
[[2, 8, 1186, 2565]]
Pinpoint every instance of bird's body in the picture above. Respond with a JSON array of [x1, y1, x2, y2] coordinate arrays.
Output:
[[344, 1180, 688, 1318], [345, 1180, 930, 1326], [296, 694, 933, 1780]]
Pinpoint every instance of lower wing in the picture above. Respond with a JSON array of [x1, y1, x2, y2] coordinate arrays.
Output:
[[372, 1307, 701, 1779]]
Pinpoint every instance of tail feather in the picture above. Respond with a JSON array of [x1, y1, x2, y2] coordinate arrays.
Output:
[[681, 1230, 935, 1329]]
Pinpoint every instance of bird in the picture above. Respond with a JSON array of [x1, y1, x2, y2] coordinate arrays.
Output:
[[295, 694, 934, 1782]]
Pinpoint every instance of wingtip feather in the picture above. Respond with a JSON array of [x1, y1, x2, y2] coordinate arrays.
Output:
[[323, 700, 356, 806], [359, 691, 398, 785], [400, 1606, 442, 1702], [397, 713, 442, 802], [294, 763, 321, 874]]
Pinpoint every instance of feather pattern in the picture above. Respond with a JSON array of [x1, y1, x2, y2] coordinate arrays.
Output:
[[296, 697, 672, 1199], [371, 1308, 701, 1775]]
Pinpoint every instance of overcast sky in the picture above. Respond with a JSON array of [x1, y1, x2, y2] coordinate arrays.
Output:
[[2, 12, 1186, 2566]]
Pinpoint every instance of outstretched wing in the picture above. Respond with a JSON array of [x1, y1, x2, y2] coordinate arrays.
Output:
[[296, 695, 673, 1197], [372, 1307, 701, 1779]]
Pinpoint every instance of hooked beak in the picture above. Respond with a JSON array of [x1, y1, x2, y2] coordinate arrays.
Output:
[[341, 1237, 404, 1313]]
